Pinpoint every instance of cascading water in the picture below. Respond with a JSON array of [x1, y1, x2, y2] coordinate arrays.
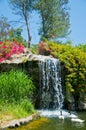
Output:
[[39, 57, 64, 110], [38, 57, 80, 120]]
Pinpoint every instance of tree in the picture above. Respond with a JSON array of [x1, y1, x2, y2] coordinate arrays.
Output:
[[9, 28, 27, 47], [34, 0, 70, 40], [0, 16, 26, 45], [0, 16, 11, 41], [9, 0, 34, 48]]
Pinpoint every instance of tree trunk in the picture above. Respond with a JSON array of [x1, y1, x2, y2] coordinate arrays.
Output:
[[24, 14, 31, 48]]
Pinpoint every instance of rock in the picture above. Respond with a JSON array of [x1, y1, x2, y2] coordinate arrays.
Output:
[[24, 48, 32, 54], [0, 48, 54, 64], [78, 101, 86, 110], [19, 116, 33, 125], [7, 120, 20, 128], [0, 113, 40, 129]]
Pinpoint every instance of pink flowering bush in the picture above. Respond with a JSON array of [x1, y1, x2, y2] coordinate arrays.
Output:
[[37, 41, 51, 55], [0, 40, 24, 62]]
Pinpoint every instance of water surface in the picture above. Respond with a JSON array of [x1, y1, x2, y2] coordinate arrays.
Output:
[[11, 111, 86, 130]]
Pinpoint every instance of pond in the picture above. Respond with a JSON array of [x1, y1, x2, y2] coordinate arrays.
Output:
[[9, 110, 86, 130]]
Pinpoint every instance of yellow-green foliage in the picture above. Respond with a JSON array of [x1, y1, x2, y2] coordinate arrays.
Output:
[[76, 44, 86, 53], [38, 41, 86, 101], [30, 44, 38, 54]]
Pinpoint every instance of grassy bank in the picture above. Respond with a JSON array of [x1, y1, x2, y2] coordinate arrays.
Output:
[[0, 100, 35, 120], [0, 70, 35, 124]]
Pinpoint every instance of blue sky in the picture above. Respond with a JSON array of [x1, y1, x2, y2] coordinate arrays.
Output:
[[0, 0, 86, 45], [69, 0, 86, 45]]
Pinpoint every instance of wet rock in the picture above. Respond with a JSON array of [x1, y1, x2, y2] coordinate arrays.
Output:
[[19, 116, 33, 125], [78, 101, 86, 110]]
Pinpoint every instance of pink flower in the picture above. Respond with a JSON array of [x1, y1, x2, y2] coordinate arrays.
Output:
[[5, 53, 11, 58], [0, 40, 24, 62], [0, 42, 2, 44], [0, 57, 5, 62]]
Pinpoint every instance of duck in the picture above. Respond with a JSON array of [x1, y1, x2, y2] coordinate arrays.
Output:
[[69, 114, 78, 118], [58, 110, 64, 119], [58, 115, 64, 119], [71, 117, 84, 123], [69, 113, 85, 123]]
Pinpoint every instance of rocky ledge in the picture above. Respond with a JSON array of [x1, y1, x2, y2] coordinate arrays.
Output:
[[1, 48, 53, 64], [0, 113, 40, 129]]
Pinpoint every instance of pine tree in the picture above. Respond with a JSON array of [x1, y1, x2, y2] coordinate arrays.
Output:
[[34, 0, 70, 40]]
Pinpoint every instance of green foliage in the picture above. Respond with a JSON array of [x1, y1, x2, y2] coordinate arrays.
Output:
[[37, 41, 86, 101], [0, 69, 35, 103], [9, 28, 27, 47], [30, 44, 38, 54], [0, 16, 11, 41], [0, 70, 35, 118], [0, 15, 27, 47], [0, 100, 35, 119], [34, 0, 70, 40], [9, 0, 34, 48], [20, 99, 34, 113], [76, 44, 86, 53]]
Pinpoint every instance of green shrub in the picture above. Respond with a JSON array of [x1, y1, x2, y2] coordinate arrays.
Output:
[[76, 44, 86, 53], [20, 99, 34, 113], [0, 69, 35, 103], [0, 100, 34, 119], [30, 44, 38, 54]]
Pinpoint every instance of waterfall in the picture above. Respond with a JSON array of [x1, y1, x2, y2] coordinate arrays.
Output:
[[39, 57, 64, 110]]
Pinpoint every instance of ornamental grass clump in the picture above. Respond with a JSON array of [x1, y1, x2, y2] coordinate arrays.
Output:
[[0, 70, 35, 117], [0, 70, 34, 103]]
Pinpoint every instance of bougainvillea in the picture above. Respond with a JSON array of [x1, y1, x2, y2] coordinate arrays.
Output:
[[37, 41, 51, 55], [0, 40, 24, 62]]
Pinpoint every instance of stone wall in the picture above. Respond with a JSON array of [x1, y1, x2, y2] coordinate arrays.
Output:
[[0, 63, 23, 72]]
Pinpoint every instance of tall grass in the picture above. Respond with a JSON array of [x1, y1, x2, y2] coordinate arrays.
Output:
[[0, 70, 35, 119], [0, 100, 34, 119], [0, 69, 34, 102]]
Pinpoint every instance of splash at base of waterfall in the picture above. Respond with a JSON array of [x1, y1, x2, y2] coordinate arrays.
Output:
[[38, 110, 85, 123], [38, 110, 71, 118]]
